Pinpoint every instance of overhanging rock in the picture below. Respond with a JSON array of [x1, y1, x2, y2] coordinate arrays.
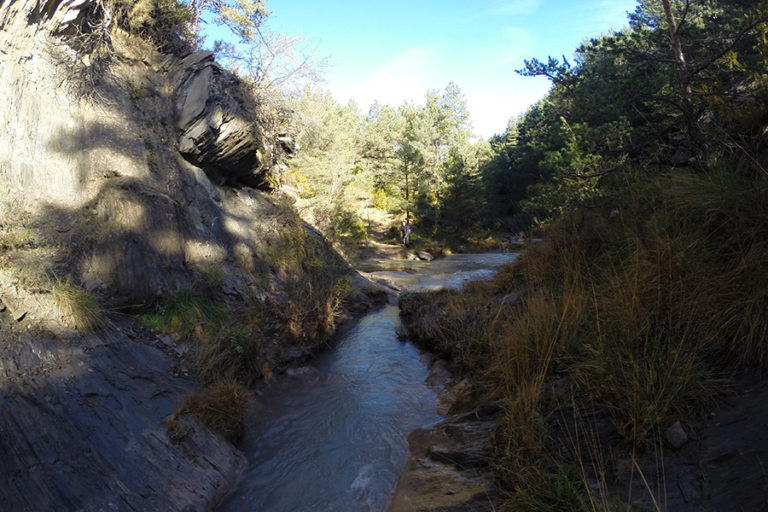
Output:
[[172, 51, 275, 189]]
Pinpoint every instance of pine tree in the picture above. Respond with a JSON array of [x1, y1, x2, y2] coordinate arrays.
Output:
[[187, 0, 269, 42]]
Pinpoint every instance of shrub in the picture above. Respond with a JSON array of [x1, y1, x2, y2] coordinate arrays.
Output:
[[331, 209, 367, 245], [399, 168, 767, 507], [265, 213, 351, 345], [112, 0, 191, 45], [193, 322, 269, 385]]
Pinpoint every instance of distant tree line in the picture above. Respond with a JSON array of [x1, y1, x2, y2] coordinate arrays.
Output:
[[285, 82, 493, 246]]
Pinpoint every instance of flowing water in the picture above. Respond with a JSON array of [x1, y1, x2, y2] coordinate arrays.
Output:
[[223, 252, 518, 512]]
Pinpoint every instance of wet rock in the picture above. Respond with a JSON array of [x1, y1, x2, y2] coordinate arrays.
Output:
[[427, 424, 494, 469], [286, 366, 312, 377], [388, 405, 501, 511], [0, 321, 246, 511], [666, 420, 689, 450], [416, 251, 434, 262], [173, 342, 190, 356], [372, 276, 401, 292], [437, 378, 473, 416], [426, 359, 452, 391], [388, 459, 492, 512]]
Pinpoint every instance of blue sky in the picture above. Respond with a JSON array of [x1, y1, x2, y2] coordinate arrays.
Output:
[[205, 1, 640, 138]]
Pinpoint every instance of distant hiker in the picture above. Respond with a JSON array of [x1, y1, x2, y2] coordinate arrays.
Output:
[[401, 221, 412, 247]]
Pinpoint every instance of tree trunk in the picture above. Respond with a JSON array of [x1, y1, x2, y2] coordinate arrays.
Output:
[[404, 162, 411, 223], [189, 0, 210, 39], [661, 0, 700, 152]]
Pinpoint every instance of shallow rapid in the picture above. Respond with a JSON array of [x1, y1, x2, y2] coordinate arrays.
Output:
[[223, 252, 518, 512]]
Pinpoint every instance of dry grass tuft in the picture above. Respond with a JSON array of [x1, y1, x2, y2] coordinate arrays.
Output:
[[177, 380, 251, 443], [265, 214, 352, 347], [192, 320, 270, 385], [52, 282, 104, 330]]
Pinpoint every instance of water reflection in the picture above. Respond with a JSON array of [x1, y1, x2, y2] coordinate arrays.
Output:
[[369, 252, 518, 291], [224, 306, 440, 512], [223, 253, 517, 511]]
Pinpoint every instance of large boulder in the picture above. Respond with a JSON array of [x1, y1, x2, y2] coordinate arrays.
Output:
[[172, 51, 280, 189]]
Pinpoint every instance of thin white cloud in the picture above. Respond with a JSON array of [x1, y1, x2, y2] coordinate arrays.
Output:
[[491, 0, 544, 16], [465, 26, 535, 67], [330, 44, 448, 110], [593, 0, 633, 28], [328, 31, 547, 138]]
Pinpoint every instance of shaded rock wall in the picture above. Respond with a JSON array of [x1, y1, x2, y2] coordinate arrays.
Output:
[[0, 1, 353, 510], [0, 319, 246, 511]]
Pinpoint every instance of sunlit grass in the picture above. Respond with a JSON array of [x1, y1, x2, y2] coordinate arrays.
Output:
[[137, 290, 229, 341]]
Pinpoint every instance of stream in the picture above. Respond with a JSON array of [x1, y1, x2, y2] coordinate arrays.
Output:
[[222, 252, 518, 512]]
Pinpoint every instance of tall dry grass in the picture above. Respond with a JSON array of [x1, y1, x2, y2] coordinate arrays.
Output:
[[52, 281, 105, 330], [400, 168, 767, 509]]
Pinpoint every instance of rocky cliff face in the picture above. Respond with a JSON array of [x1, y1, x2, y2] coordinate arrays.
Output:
[[0, 1, 377, 509], [0, 0, 299, 303], [174, 50, 286, 189]]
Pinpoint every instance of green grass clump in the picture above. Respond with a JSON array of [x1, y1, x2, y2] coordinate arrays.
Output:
[[192, 322, 270, 385], [0, 226, 36, 251], [137, 290, 229, 341], [52, 282, 104, 330], [136, 291, 271, 383], [201, 266, 225, 290]]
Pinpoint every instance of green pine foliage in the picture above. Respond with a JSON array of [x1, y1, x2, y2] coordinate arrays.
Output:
[[285, 82, 492, 252], [397, 0, 768, 508]]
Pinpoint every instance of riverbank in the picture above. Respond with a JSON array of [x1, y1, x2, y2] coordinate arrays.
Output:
[[216, 246, 518, 511], [0, 2, 401, 505], [395, 200, 768, 511], [353, 243, 516, 511]]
